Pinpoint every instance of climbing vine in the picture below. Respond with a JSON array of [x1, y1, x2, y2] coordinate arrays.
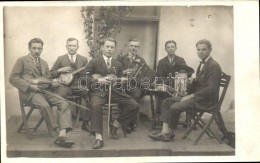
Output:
[[81, 6, 133, 58]]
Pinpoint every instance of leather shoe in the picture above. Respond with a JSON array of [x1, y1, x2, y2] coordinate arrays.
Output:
[[81, 121, 91, 133], [92, 139, 104, 149], [148, 133, 175, 142], [110, 125, 119, 140], [54, 136, 75, 148]]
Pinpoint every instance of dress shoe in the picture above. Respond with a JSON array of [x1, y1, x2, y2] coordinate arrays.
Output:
[[81, 121, 91, 133], [148, 132, 175, 142], [54, 136, 75, 148], [110, 125, 119, 139], [92, 139, 104, 149]]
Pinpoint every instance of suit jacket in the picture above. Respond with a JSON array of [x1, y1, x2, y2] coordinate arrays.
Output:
[[156, 55, 187, 78], [193, 57, 222, 111], [9, 54, 51, 102], [117, 53, 146, 71], [50, 54, 88, 87], [85, 55, 130, 98]]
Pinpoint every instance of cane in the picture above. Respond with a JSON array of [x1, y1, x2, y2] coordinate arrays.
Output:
[[107, 82, 112, 138]]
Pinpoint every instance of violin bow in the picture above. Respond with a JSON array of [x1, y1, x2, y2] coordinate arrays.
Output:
[[39, 89, 90, 111]]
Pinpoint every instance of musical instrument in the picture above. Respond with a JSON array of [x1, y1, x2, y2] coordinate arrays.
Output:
[[130, 62, 157, 89], [57, 65, 87, 85], [25, 77, 90, 110]]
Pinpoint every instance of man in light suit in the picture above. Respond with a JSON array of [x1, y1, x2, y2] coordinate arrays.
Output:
[[50, 38, 91, 133], [85, 37, 139, 149], [148, 39, 222, 142], [9, 38, 74, 147]]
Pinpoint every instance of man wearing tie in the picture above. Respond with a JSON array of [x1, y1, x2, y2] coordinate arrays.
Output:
[[85, 37, 139, 149], [9, 38, 74, 147], [148, 39, 222, 142], [50, 38, 91, 132]]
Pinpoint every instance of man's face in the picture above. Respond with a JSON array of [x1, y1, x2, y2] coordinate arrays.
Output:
[[128, 41, 140, 55], [196, 43, 211, 60], [165, 42, 177, 55], [101, 40, 116, 58], [66, 40, 79, 55], [29, 43, 43, 58]]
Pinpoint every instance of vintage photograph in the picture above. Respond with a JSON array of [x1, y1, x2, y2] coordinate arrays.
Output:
[[1, 1, 259, 162]]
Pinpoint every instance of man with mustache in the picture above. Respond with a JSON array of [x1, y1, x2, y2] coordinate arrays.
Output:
[[50, 38, 91, 133], [9, 38, 74, 148]]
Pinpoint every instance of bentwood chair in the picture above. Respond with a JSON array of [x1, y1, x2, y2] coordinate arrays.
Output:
[[182, 72, 232, 145]]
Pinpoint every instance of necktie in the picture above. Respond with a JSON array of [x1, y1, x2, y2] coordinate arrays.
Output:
[[196, 60, 205, 77], [70, 55, 74, 64], [106, 58, 111, 69], [35, 58, 42, 75]]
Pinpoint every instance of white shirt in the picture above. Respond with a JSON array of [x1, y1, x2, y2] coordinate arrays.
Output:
[[68, 53, 77, 62], [103, 54, 112, 67], [200, 56, 211, 71]]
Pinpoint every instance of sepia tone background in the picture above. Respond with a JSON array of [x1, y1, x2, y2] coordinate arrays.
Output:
[[4, 6, 234, 119]]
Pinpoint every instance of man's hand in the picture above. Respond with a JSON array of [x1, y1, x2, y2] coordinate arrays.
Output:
[[51, 78, 61, 88], [181, 94, 194, 102], [97, 77, 111, 85], [58, 66, 73, 73], [120, 77, 128, 83], [123, 68, 135, 75], [29, 85, 40, 92]]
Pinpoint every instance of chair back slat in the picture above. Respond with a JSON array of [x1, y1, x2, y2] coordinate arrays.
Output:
[[217, 72, 231, 110]]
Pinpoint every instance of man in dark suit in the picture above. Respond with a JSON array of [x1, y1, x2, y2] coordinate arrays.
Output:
[[9, 38, 74, 147], [148, 39, 222, 142], [156, 40, 191, 115], [85, 37, 139, 149], [117, 39, 147, 132], [50, 38, 91, 133]]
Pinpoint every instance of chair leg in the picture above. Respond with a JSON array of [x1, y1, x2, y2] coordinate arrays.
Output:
[[194, 114, 215, 139], [194, 114, 223, 145], [75, 99, 81, 128], [18, 107, 34, 140], [34, 117, 44, 131]]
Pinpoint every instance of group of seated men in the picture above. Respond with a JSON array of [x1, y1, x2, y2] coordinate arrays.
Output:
[[9, 37, 222, 149]]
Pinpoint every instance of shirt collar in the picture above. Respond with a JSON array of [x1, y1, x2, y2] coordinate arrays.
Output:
[[30, 54, 40, 62], [103, 54, 112, 61], [201, 56, 211, 64], [68, 53, 77, 58], [167, 55, 175, 62], [128, 52, 136, 59]]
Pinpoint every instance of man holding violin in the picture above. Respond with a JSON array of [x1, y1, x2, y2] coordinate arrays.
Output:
[[50, 38, 91, 133], [9, 38, 74, 148], [117, 38, 148, 132], [85, 37, 139, 149]]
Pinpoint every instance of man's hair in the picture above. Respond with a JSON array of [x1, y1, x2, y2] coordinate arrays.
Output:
[[28, 38, 44, 48], [128, 38, 140, 43], [101, 37, 117, 47], [165, 40, 177, 48], [66, 37, 79, 45], [196, 39, 212, 49]]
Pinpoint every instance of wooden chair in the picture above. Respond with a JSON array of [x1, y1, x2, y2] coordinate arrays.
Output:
[[17, 91, 53, 140], [182, 72, 231, 145], [102, 103, 120, 138], [66, 95, 82, 128]]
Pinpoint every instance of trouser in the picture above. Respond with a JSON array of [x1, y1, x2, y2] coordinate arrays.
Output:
[[160, 97, 194, 130], [30, 92, 72, 132], [90, 92, 139, 135], [53, 85, 91, 121]]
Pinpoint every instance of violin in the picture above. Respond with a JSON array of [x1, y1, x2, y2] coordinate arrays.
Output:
[[91, 74, 128, 85]]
